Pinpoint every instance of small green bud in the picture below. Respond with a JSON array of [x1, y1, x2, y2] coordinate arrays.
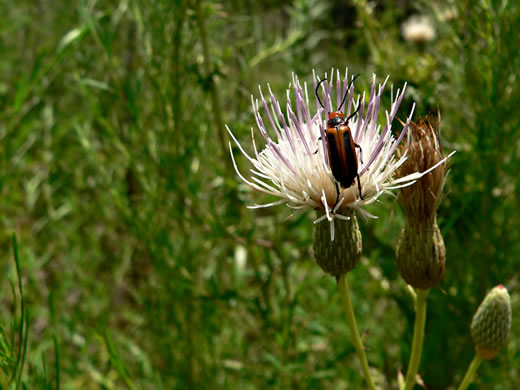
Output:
[[312, 211, 361, 277], [396, 219, 445, 289], [471, 285, 512, 360]]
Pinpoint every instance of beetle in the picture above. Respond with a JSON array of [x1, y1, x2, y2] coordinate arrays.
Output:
[[315, 74, 363, 205]]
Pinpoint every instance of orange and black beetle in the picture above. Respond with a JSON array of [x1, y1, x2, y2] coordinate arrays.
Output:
[[316, 75, 363, 203]]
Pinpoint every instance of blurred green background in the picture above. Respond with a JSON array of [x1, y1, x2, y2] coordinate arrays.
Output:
[[0, 0, 518, 388]]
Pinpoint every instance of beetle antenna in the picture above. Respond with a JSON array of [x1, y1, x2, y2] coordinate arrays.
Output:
[[315, 78, 327, 110], [346, 102, 361, 122], [339, 73, 361, 112]]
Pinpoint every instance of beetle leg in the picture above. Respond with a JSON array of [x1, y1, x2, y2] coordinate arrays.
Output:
[[355, 143, 363, 165], [356, 173, 363, 200], [334, 181, 342, 209], [313, 136, 323, 154]]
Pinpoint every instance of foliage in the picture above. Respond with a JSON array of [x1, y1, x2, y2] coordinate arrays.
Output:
[[0, 0, 518, 388]]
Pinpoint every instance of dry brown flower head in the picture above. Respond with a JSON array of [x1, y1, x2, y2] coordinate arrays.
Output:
[[397, 110, 447, 223]]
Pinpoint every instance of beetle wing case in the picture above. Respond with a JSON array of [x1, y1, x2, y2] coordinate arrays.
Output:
[[326, 125, 358, 189]]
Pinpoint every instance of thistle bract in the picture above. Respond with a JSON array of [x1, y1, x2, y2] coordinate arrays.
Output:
[[313, 210, 361, 276], [396, 219, 445, 289]]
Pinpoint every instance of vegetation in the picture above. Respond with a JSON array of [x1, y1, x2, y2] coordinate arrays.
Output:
[[0, 0, 518, 388]]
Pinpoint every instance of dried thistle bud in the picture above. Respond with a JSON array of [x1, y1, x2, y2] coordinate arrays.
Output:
[[396, 219, 445, 289], [397, 112, 448, 224], [395, 113, 452, 289], [313, 210, 362, 277], [471, 285, 512, 360]]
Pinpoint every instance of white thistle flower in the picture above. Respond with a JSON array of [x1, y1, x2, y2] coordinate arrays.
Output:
[[227, 69, 447, 240], [401, 15, 436, 43]]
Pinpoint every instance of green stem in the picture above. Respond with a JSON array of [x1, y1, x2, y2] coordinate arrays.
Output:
[[338, 274, 376, 390], [457, 355, 482, 390], [403, 288, 429, 390]]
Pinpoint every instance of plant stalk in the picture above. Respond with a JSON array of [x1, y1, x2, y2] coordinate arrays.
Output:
[[403, 288, 429, 390], [338, 274, 376, 390], [457, 355, 482, 390]]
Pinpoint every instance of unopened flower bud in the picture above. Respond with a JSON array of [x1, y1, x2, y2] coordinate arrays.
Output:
[[471, 285, 512, 360], [313, 211, 362, 276]]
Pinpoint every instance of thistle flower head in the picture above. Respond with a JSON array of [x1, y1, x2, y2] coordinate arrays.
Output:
[[227, 69, 447, 240], [397, 112, 453, 223], [395, 112, 455, 288], [401, 15, 436, 43], [471, 285, 512, 360]]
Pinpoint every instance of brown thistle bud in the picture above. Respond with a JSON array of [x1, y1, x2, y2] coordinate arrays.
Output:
[[313, 210, 362, 277], [397, 111, 448, 223], [396, 112, 450, 288], [471, 285, 512, 360]]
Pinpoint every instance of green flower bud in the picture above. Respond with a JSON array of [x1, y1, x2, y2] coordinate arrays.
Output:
[[471, 285, 512, 360], [312, 211, 361, 277], [396, 219, 445, 289]]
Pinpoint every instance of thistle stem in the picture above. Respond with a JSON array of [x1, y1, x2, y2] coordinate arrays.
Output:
[[403, 288, 429, 390], [338, 274, 376, 390], [457, 355, 482, 390]]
